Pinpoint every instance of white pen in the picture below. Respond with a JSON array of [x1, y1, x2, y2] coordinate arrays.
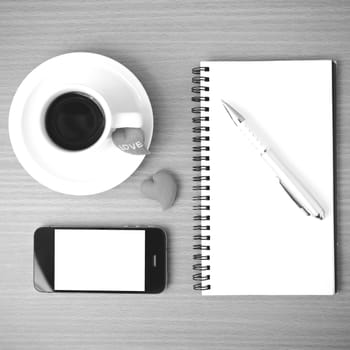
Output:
[[222, 100, 325, 220]]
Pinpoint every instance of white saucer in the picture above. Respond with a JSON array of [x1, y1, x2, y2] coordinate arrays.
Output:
[[9, 53, 153, 195]]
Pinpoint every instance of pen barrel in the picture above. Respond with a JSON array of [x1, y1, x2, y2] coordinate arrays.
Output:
[[262, 150, 325, 218], [239, 121, 267, 155]]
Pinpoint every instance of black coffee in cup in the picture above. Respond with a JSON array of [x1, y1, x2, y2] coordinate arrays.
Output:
[[45, 92, 105, 151]]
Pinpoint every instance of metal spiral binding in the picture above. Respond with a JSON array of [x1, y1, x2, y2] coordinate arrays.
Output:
[[192, 66, 211, 291]]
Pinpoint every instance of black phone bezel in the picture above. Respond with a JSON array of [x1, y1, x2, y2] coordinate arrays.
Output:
[[33, 226, 166, 294]]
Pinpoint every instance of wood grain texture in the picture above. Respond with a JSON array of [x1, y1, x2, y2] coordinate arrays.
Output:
[[1, 0, 350, 349]]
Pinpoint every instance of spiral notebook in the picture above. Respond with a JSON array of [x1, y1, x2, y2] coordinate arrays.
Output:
[[192, 60, 335, 295]]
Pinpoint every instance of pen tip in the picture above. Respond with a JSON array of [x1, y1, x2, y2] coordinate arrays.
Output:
[[221, 100, 245, 125], [221, 100, 232, 114]]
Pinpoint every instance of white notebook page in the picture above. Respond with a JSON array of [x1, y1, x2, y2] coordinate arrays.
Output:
[[200, 60, 334, 295]]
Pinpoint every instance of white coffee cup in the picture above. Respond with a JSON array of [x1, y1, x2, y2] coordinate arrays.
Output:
[[41, 84, 143, 154], [9, 52, 153, 195]]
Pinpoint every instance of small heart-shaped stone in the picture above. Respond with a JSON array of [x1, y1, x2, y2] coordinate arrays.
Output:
[[141, 170, 177, 210], [112, 127, 150, 155]]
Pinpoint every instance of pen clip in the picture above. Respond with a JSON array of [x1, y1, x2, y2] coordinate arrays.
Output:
[[279, 180, 311, 216]]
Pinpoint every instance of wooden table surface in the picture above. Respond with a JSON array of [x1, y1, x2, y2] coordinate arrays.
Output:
[[1, 1, 350, 349]]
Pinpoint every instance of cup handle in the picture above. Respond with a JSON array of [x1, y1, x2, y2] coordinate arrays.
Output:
[[111, 112, 143, 129]]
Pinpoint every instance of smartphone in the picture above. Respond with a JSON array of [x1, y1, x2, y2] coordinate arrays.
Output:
[[34, 227, 166, 293]]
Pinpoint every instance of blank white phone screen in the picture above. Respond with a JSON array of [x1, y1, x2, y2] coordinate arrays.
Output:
[[54, 229, 145, 291]]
